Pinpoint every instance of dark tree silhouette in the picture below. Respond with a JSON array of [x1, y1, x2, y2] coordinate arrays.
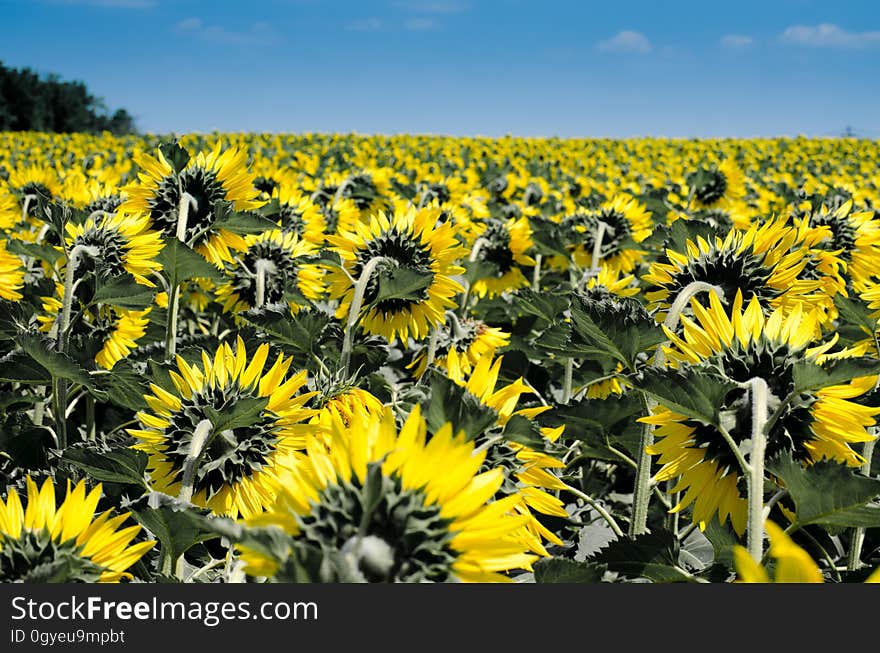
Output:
[[0, 62, 137, 134]]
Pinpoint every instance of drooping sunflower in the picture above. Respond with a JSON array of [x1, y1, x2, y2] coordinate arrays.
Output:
[[327, 205, 465, 343], [129, 337, 318, 519], [93, 307, 152, 370], [642, 218, 830, 323], [802, 199, 880, 292], [215, 229, 324, 314], [643, 291, 880, 534], [64, 211, 164, 286], [119, 143, 264, 266], [468, 216, 536, 299], [0, 242, 24, 301], [688, 158, 746, 210], [0, 184, 19, 230], [272, 185, 326, 246], [241, 405, 539, 582], [567, 194, 653, 274], [7, 165, 62, 203], [407, 312, 510, 378], [0, 477, 154, 582], [446, 354, 569, 554]]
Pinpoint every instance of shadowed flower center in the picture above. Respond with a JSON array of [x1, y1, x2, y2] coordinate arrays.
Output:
[[693, 169, 728, 205], [149, 167, 228, 245], [665, 247, 779, 305], [0, 530, 106, 583], [475, 220, 514, 275], [355, 229, 434, 312], [230, 240, 301, 307]]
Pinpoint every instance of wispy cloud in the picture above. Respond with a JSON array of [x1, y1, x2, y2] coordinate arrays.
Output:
[[720, 34, 753, 49], [53, 0, 156, 7], [596, 30, 652, 54], [346, 17, 383, 32], [404, 17, 438, 31], [174, 17, 279, 46], [779, 23, 880, 48]]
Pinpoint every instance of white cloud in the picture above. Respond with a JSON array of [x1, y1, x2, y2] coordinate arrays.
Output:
[[596, 30, 652, 54], [780, 23, 880, 48], [720, 34, 753, 49], [346, 17, 383, 31], [173, 17, 278, 45], [404, 18, 438, 31]]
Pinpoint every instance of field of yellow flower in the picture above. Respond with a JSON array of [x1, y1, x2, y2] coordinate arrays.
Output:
[[1, 131, 880, 583]]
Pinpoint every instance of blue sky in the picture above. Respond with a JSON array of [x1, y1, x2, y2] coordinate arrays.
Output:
[[2, 0, 879, 137]]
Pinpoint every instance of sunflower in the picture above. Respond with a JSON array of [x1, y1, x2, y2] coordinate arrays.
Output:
[[7, 164, 62, 203], [241, 405, 539, 582], [643, 218, 829, 323], [0, 242, 24, 301], [468, 216, 536, 299], [119, 143, 264, 266], [642, 291, 880, 534], [0, 477, 154, 582], [129, 337, 318, 519], [446, 354, 569, 554], [65, 211, 164, 286], [94, 307, 151, 370], [567, 194, 653, 274], [802, 200, 880, 292], [327, 205, 465, 343], [407, 312, 510, 378], [215, 229, 324, 314], [688, 158, 746, 210], [733, 521, 823, 583], [272, 185, 326, 245], [0, 184, 19, 230]]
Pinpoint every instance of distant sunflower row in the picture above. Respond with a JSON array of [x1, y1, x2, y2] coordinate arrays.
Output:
[[1, 131, 880, 584]]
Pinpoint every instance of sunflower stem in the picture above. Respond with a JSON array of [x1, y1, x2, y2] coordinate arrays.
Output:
[[53, 244, 97, 451], [746, 377, 769, 563], [340, 256, 388, 378], [847, 435, 877, 571], [253, 258, 276, 309], [178, 418, 213, 505], [20, 193, 36, 224], [85, 395, 96, 442], [562, 358, 574, 404], [164, 192, 197, 362], [654, 281, 724, 367], [590, 221, 608, 273], [564, 483, 625, 539], [425, 323, 442, 369], [531, 254, 542, 291]]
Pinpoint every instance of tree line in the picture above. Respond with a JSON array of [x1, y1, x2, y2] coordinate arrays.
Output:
[[0, 61, 136, 134]]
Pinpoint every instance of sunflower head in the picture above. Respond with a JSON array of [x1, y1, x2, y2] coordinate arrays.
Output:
[[0, 477, 154, 582], [688, 159, 746, 209], [469, 216, 535, 299], [644, 291, 880, 533], [129, 336, 318, 518], [242, 405, 539, 582], [120, 143, 264, 265], [567, 194, 652, 274], [327, 205, 465, 343], [733, 521, 823, 583]]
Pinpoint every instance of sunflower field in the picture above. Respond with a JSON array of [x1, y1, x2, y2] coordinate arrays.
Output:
[[1, 131, 880, 584]]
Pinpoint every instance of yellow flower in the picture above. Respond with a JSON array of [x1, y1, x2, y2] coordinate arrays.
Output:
[[733, 521, 823, 583]]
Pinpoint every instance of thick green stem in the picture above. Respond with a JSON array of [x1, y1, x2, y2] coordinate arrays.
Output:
[[85, 395, 96, 442], [178, 418, 213, 505], [590, 221, 607, 273], [164, 193, 196, 362], [21, 194, 36, 224], [531, 254, 542, 291], [564, 483, 625, 539], [425, 323, 442, 369], [630, 280, 725, 537], [53, 244, 97, 451], [562, 358, 574, 404], [340, 256, 387, 377], [746, 377, 769, 563], [848, 435, 877, 571], [253, 258, 276, 309]]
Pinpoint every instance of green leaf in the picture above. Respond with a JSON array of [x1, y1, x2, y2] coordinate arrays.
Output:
[[834, 295, 876, 336], [502, 414, 546, 449], [5, 239, 62, 265], [793, 357, 880, 394], [94, 361, 148, 411], [63, 446, 148, 488], [211, 206, 279, 235], [91, 274, 155, 309], [516, 288, 570, 324], [155, 238, 224, 285], [544, 393, 645, 461], [372, 265, 433, 304], [462, 258, 500, 285], [127, 492, 220, 567], [528, 216, 570, 258], [592, 531, 692, 583], [569, 294, 664, 368], [0, 413, 52, 469], [422, 371, 498, 441], [16, 332, 93, 387], [158, 140, 191, 174], [533, 557, 606, 583], [202, 396, 268, 434], [0, 349, 51, 383], [635, 367, 737, 427], [238, 306, 331, 357], [766, 454, 880, 530]]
